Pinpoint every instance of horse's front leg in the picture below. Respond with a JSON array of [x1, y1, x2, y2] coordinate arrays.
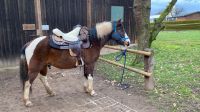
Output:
[[83, 63, 97, 96], [39, 66, 56, 96]]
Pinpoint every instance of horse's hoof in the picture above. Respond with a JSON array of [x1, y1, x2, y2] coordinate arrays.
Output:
[[84, 86, 88, 93], [25, 101, 33, 107], [49, 92, 56, 97], [90, 90, 97, 96]]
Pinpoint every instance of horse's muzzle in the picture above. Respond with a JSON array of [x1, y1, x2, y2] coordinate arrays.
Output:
[[124, 41, 130, 46]]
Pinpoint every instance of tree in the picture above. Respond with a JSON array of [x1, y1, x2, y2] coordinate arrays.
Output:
[[170, 6, 184, 17], [149, 0, 177, 47], [133, 0, 151, 63], [133, 0, 177, 63]]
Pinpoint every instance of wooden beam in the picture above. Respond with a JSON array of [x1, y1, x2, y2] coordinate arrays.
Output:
[[22, 24, 36, 30], [99, 57, 152, 77], [104, 45, 152, 56], [87, 0, 92, 28], [144, 48, 155, 90], [34, 0, 43, 36]]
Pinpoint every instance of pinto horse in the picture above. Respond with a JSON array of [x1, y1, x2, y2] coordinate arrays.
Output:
[[20, 19, 130, 106]]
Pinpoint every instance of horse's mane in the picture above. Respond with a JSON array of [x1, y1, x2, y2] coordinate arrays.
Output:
[[96, 21, 112, 38]]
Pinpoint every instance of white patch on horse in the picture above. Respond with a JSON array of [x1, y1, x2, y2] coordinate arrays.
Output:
[[24, 81, 32, 106], [96, 21, 112, 38], [25, 36, 46, 66], [88, 74, 93, 90], [84, 74, 96, 96], [125, 33, 130, 43]]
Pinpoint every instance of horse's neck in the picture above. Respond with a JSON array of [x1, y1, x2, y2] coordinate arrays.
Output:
[[89, 28, 111, 48], [99, 36, 110, 48]]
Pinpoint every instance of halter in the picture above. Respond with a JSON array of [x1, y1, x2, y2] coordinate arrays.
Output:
[[113, 22, 117, 32], [112, 22, 130, 44]]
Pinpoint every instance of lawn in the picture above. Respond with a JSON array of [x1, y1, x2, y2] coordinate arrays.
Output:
[[97, 31, 200, 111]]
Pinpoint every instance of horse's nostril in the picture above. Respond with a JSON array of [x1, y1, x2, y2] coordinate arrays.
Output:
[[127, 43, 130, 46]]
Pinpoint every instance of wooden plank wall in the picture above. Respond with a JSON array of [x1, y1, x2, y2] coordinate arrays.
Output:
[[0, 0, 36, 67], [0, 0, 87, 67], [42, 0, 87, 33], [92, 0, 135, 43], [0, 0, 134, 67]]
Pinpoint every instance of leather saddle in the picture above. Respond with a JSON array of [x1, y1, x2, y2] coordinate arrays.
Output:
[[49, 26, 90, 66]]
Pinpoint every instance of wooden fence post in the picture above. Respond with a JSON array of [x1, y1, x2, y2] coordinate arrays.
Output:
[[144, 48, 155, 90]]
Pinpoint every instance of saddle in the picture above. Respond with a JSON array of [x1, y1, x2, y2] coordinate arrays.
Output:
[[49, 26, 90, 66]]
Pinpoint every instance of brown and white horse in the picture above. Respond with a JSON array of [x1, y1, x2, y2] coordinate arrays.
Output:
[[20, 19, 130, 107]]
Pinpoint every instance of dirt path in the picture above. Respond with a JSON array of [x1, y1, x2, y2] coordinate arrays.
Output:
[[0, 67, 158, 112]]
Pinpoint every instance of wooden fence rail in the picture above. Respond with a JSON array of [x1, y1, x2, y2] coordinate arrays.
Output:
[[99, 46, 155, 90], [104, 45, 152, 56]]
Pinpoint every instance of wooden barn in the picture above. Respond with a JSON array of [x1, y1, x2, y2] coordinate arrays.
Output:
[[0, 0, 135, 67], [176, 11, 200, 21]]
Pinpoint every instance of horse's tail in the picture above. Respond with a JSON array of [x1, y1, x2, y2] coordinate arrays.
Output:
[[19, 45, 29, 91]]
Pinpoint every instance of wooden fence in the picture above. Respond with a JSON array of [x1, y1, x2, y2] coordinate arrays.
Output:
[[99, 45, 155, 90]]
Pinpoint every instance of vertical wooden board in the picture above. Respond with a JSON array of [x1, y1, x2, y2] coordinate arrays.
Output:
[[19, 0, 36, 42], [144, 49, 155, 90], [34, 0, 43, 36], [44, 0, 87, 33], [87, 0, 92, 28], [0, 0, 7, 59]]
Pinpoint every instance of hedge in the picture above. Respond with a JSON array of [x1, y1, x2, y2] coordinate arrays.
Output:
[[150, 20, 200, 30]]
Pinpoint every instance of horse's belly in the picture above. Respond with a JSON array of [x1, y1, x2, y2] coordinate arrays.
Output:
[[51, 57, 77, 69]]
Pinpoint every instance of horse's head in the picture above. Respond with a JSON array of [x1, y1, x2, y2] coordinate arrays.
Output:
[[111, 19, 130, 46]]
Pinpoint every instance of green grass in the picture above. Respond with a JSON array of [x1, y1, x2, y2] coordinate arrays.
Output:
[[97, 31, 200, 111]]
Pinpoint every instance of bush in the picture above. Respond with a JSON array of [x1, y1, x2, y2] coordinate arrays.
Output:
[[151, 20, 200, 30]]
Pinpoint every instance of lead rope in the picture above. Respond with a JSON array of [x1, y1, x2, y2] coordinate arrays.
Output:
[[115, 49, 127, 83], [115, 46, 130, 89]]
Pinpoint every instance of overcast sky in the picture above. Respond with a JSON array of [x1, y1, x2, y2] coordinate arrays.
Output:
[[151, 0, 200, 15]]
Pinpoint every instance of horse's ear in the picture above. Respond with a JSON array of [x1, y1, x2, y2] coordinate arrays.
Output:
[[117, 19, 122, 26], [117, 19, 121, 23]]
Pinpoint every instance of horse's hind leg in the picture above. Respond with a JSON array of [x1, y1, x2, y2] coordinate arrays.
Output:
[[39, 66, 56, 96], [24, 80, 32, 106], [24, 71, 39, 107]]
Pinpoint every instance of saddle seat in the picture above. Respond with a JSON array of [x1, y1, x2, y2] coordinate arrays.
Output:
[[52, 27, 81, 42]]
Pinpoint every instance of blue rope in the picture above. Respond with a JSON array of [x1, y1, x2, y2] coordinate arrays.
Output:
[[115, 49, 127, 84]]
